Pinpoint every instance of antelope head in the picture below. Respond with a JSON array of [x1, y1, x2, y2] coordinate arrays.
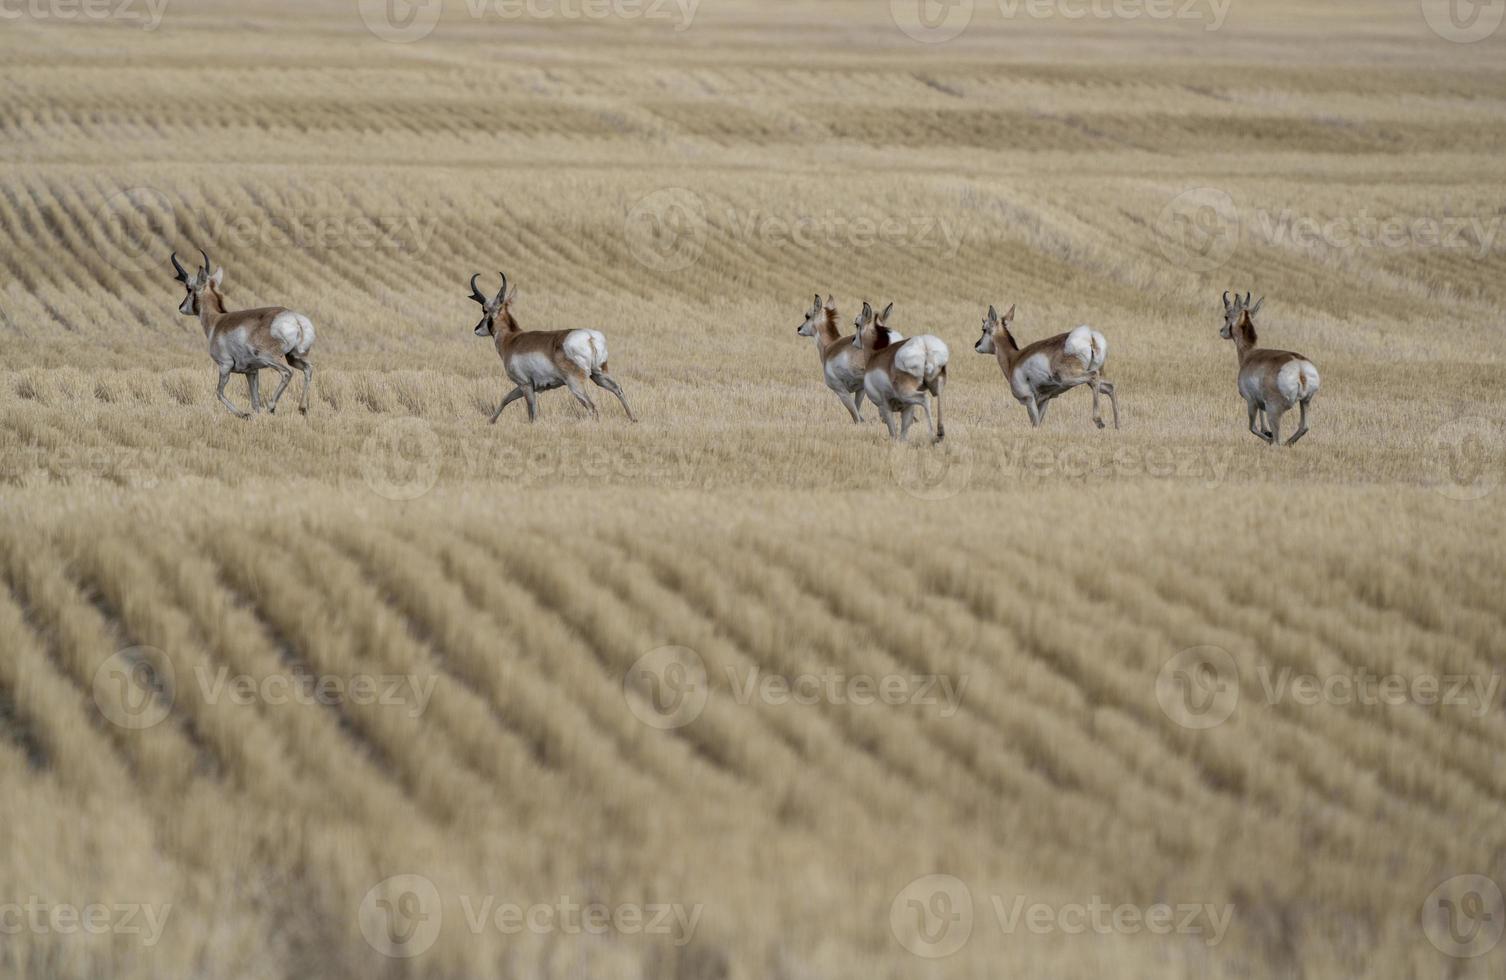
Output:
[[975, 303, 1015, 354], [851, 301, 895, 349], [469, 272, 516, 337], [1220, 290, 1262, 342], [797, 293, 836, 337], [171, 249, 222, 316]]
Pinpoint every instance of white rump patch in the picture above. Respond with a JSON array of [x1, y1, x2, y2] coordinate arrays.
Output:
[[893, 335, 949, 382], [270, 312, 315, 356], [562, 329, 608, 374], [1276, 359, 1320, 404], [1064, 325, 1105, 371]]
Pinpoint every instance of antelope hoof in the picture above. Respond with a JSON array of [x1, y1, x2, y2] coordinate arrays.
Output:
[[298, 404, 308, 416], [1094, 418, 1106, 430]]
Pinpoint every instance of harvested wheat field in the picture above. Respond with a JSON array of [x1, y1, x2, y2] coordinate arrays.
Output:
[[1, 0, 1504, 976]]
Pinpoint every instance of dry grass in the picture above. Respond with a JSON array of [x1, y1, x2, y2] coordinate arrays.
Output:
[[1, 0, 1504, 977]]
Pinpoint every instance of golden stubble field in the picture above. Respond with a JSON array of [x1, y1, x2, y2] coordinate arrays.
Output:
[[1, 0, 1504, 977]]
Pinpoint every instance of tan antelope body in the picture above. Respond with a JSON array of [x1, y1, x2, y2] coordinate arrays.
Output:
[[974, 304, 1117, 429], [1221, 291, 1319, 446], [171, 250, 315, 418], [469, 273, 636, 424], [796, 295, 903, 423], [856, 302, 948, 442]]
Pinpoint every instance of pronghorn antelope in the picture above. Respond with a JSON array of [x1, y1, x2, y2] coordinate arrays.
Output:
[[974, 304, 1118, 429], [1221, 291, 1319, 446], [796, 294, 903, 423], [468, 272, 636, 424], [170, 250, 315, 418], [856, 302, 948, 442]]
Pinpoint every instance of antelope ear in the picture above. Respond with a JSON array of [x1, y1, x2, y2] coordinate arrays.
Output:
[[860, 301, 873, 320], [504, 283, 518, 306], [1248, 296, 1264, 316], [879, 302, 893, 322], [986, 304, 998, 325], [1003, 303, 1015, 322], [210, 267, 224, 288], [824, 294, 835, 310], [813, 293, 822, 308], [1223, 290, 1232, 310]]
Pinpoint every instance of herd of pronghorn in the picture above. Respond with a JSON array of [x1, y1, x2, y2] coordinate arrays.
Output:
[[171, 249, 1322, 447]]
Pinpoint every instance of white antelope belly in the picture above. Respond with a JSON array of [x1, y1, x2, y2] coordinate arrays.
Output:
[[508, 351, 564, 389]]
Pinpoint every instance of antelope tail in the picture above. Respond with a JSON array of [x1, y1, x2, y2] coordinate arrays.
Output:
[[934, 369, 945, 441]]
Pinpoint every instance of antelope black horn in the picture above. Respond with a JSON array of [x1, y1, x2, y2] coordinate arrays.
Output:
[[469, 273, 489, 305], [1244, 291, 1251, 307], [170, 251, 191, 283], [198, 248, 212, 277], [495, 271, 508, 304]]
